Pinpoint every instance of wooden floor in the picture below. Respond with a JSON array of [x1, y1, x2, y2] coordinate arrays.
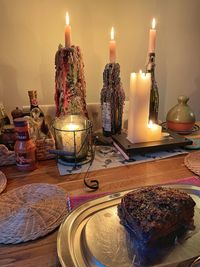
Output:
[[0, 153, 197, 267]]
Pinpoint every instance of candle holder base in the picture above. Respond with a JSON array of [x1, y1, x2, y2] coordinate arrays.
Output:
[[57, 155, 92, 167], [112, 131, 192, 160]]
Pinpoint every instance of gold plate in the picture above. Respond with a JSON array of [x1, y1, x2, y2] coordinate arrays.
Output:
[[0, 171, 7, 194], [57, 185, 200, 267]]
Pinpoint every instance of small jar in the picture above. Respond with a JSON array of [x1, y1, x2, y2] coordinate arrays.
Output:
[[1, 125, 16, 151], [14, 118, 37, 171]]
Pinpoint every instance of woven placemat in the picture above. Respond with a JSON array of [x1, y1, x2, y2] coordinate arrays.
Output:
[[184, 152, 200, 176], [0, 171, 7, 194], [0, 183, 67, 244]]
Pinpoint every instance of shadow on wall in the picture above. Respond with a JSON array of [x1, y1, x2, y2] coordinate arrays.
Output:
[[190, 75, 200, 120], [0, 61, 19, 105]]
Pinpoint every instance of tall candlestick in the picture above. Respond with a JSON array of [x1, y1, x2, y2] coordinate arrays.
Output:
[[127, 71, 151, 143], [65, 12, 71, 48], [148, 18, 156, 53], [109, 27, 116, 63]]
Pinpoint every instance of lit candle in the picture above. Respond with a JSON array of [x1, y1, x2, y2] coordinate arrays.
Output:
[[61, 121, 82, 153], [127, 73, 137, 141], [109, 27, 116, 63], [146, 120, 162, 142], [65, 12, 71, 48], [127, 71, 151, 143], [148, 18, 156, 53]]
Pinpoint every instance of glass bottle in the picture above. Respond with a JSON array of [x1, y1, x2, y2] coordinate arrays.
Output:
[[28, 90, 49, 137], [101, 63, 125, 136], [28, 90, 44, 117], [147, 53, 159, 123], [14, 118, 37, 171]]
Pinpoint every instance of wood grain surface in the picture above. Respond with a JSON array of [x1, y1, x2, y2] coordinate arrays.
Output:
[[0, 126, 199, 267]]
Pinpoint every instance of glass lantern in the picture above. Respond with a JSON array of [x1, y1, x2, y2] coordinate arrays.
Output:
[[52, 115, 93, 165]]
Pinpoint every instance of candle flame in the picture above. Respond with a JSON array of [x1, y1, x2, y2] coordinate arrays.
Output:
[[152, 18, 156, 29], [148, 120, 153, 128], [67, 123, 79, 131], [139, 70, 148, 79], [142, 73, 146, 79], [131, 72, 136, 79], [148, 120, 158, 129], [66, 12, 70, 26], [62, 122, 80, 131], [111, 27, 115, 40]]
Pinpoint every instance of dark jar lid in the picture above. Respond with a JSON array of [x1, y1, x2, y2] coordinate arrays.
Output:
[[13, 118, 28, 128], [11, 107, 23, 119]]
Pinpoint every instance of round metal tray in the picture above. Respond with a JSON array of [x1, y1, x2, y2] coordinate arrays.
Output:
[[57, 185, 200, 267], [161, 122, 200, 135]]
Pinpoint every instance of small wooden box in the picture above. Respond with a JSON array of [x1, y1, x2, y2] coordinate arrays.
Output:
[[35, 132, 55, 161]]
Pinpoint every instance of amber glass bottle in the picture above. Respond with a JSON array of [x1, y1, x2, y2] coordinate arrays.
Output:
[[147, 53, 159, 123], [14, 118, 37, 171], [28, 90, 44, 117]]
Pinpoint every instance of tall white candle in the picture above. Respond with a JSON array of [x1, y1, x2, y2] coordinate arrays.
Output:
[[109, 27, 116, 63], [127, 73, 137, 141], [127, 71, 151, 143], [148, 18, 156, 53], [65, 12, 71, 48], [127, 71, 162, 143]]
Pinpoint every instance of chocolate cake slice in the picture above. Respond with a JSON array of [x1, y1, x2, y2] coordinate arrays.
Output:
[[118, 186, 195, 247]]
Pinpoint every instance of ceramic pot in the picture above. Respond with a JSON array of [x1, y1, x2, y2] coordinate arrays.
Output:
[[166, 95, 195, 132]]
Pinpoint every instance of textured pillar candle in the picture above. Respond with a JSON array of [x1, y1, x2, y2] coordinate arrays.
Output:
[[148, 18, 156, 53], [109, 27, 116, 63], [127, 71, 151, 143], [65, 12, 71, 48]]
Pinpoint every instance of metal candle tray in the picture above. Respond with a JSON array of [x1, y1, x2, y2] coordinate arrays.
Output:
[[112, 131, 192, 159], [57, 184, 200, 267]]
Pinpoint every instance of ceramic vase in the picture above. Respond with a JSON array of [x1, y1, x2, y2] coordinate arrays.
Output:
[[166, 95, 195, 132]]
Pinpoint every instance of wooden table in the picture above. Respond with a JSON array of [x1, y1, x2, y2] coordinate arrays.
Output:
[[0, 129, 199, 267]]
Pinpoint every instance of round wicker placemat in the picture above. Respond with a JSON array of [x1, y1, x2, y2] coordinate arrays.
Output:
[[0, 171, 7, 194], [184, 152, 200, 176], [0, 183, 67, 244]]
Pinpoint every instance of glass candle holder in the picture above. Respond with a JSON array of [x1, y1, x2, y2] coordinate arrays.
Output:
[[52, 115, 92, 163]]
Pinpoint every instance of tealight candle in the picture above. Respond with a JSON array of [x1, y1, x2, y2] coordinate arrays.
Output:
[[146, 120, 162, 142]]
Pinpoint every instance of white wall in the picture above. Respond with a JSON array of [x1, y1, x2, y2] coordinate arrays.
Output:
[[0, 0, 200, 121]]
